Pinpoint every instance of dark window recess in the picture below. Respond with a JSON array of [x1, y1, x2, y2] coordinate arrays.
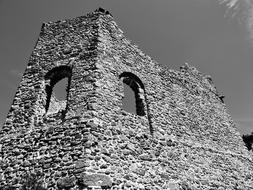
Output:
[[44, 66, 72, 114], [119, 72, 146, 116]]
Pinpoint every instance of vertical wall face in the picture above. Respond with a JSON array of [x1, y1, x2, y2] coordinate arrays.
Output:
[[0, 10, 108, 189], [84, 13, 253, 189], [0, 9, 253, 190]]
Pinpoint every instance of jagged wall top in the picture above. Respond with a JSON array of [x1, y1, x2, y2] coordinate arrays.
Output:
[[33, 7, 221, 98]]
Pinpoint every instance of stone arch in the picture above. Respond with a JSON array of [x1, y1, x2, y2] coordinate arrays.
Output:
[[119, 72, 146, 116], [44, 66, 72, 113]]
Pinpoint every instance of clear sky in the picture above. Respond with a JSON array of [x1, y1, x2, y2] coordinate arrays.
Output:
[[0, 0, 253, 135]]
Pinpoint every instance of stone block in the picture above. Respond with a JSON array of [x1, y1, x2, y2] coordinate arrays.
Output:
[[78, 173, 112, 188]]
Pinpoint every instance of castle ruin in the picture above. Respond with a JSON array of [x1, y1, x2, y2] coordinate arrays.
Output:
[[0, 8, 253, 190]]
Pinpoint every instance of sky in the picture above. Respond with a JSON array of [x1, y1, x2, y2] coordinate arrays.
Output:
[[0, 0, 253, 135]]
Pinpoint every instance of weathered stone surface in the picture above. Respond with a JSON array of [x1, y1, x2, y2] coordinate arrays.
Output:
[[57, 176, 76, 189], [0, 7, 253, 190]]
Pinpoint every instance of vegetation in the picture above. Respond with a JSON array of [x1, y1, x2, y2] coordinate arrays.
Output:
[[3, 172, 46, 190], [242, 132, 253, 150]]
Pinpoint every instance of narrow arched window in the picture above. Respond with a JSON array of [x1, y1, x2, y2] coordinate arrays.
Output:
[[119, 72, 146, 116], [44, 66, 72, 114]]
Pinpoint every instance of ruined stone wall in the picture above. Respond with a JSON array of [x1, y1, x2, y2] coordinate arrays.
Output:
[[0, 8, 253, 190], [87, 12, 253, 189], [0, 10, 104, 189]]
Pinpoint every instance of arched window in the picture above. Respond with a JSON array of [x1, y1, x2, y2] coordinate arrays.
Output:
[[44, 66, 72, 114], [119, 72, 146, 116]]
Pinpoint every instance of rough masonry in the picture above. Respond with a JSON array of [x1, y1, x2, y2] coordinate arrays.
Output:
[[0, 8, 252, 190]]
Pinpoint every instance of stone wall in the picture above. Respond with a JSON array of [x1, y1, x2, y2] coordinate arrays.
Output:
[[0, 8, 252, 190]]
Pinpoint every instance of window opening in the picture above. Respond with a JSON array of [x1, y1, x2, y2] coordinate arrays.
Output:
[[120, 72, 146, 116], [122, 83, 136, 114], [53, 78, 68, 101], [119, 72, 154, 135], [45, 66, 72, 115]]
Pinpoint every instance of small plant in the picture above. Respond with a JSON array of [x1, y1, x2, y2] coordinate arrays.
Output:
[[1, 171, 46, 190], [3, 185, 16, 190], [20, 171, 46, 190], [242, 132, 253, 150]]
